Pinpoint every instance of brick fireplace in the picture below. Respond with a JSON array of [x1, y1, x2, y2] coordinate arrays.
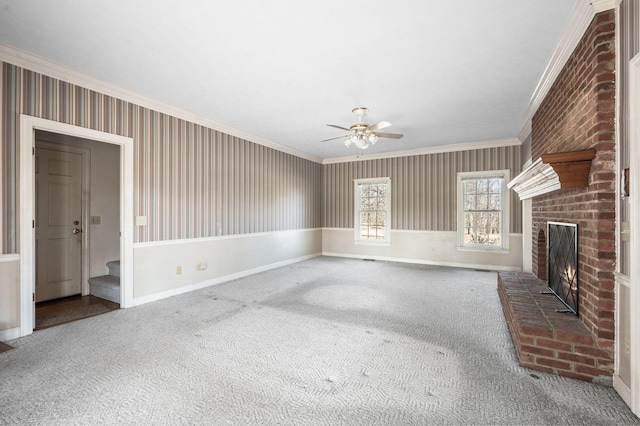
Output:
[[499, 10, 616, 383]]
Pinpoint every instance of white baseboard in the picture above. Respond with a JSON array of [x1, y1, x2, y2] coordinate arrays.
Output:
[[322, 251, 522, 272], [0, 327, 21, 342], [132, 252, 322, 307], [614, 375, 632, 407]]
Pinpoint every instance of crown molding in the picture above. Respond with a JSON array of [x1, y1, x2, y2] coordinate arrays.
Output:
[[322, 137, 521, 165], [0, 42, 322, 164], [524, 0, 616, 122], [592, 0, 619, 13], [518, 119, 532, 144]]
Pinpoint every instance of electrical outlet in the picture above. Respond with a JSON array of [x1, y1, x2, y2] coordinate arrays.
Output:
[[198, 262, 208, 271], [176, 266, 182, 275]]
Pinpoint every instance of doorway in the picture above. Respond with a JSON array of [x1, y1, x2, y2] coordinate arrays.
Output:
[[19, 116, 134, 336], [33, 132, 121, 329]]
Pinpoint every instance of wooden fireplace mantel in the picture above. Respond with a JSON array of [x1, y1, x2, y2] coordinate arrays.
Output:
[[508, 149, 595, 200], [540, 149, 596, 188]]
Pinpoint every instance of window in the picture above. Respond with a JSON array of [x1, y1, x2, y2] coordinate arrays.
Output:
[[457, 170, 510, 250], [354, 177, 390, 244]]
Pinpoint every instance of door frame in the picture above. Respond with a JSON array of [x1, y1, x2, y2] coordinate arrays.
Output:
[[624, 52, 640, 416], [35, 141, 91, 297], [19, 115, 134, 336]]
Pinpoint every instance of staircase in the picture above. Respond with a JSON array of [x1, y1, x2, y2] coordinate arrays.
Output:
[[88, 260, 120, 304]]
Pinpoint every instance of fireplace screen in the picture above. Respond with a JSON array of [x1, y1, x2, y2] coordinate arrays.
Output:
[[547, 222, 578, 315]]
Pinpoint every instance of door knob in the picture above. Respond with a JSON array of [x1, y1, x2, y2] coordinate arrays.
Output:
[[72, 228, 82, 234]]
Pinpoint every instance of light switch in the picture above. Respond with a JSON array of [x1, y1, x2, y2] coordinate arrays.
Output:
[[90, 216, 101, 225]]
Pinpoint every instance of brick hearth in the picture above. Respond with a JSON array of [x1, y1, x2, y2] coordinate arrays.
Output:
[[498, 271, 613, 384]]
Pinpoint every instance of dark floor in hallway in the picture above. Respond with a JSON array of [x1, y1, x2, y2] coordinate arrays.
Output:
[[35, 295, 119, 330]]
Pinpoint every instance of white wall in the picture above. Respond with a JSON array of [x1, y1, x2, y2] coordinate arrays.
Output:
[[86, 140, 120, 277], [322, 228, 523, 271]]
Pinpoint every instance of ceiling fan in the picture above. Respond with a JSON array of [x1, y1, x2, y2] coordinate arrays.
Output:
[[321, 106, 403, 150]]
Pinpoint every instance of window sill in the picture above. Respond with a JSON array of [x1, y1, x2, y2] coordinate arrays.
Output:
[[355, 240, 391, 247], [456, 245, 509, 254]]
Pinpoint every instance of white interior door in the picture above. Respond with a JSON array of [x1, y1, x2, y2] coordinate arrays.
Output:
[[35, 147, 83, 302]]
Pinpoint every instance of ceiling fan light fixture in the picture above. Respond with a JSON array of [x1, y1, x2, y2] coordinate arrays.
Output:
[[323, 106, 403, 151], [355, 137, 369, 150]]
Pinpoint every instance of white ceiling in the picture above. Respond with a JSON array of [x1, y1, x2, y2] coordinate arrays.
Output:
[[0, 0, 578, 160]]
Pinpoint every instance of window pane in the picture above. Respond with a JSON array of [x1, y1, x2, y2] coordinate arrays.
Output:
[[464, 181, 476, 194], [488, 179, 501, 194], [361, 212, 370, 228], [362, 185, 373, 197], [460, 175, 504, 247], [376, 212, 386, 239], [464, 212, 474, 228], [489, 194, 500, 210], [477, 194, 488, 209], [464, 195, 475, 210], [357, 181, 388, 241], [378, 196, 386, 210]]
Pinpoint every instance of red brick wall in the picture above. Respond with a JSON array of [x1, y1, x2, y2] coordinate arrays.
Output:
[[530, 10, 616, 366]]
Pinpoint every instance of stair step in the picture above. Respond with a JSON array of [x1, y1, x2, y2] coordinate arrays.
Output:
[[106, 260, 120, 278], [89, 275, 120, 304]]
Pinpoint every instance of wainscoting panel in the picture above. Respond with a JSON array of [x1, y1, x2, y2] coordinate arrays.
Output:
[[133, 228, 322, 302], [322, 228, 523, 271], [0, 255, 20, 335]]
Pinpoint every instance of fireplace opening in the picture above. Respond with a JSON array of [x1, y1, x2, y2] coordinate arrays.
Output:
[[546, 222, 578, 315]]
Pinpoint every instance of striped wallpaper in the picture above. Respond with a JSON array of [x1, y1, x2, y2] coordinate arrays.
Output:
[[1, 61, 322, 252], [1, 59, 523, 254], [322, 147, 523, 233]]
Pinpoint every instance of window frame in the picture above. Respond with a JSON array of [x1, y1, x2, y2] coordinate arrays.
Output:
[[457, 169, 510, 251], [354, 177, 391, 245]]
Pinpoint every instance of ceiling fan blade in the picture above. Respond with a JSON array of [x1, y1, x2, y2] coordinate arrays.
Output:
[[327, 124, 351, 131], [375, 132, 403, 139], [368, 121, 391, 132], [321, 134, 349, 142]]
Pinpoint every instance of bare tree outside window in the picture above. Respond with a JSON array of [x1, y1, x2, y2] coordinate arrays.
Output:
[[462, 177, 502, 246], [359, 183, 387, 240], [354, 178, 390, 243]]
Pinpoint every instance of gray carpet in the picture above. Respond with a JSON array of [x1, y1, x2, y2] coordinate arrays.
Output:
[[1, 257, 638, 425]]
